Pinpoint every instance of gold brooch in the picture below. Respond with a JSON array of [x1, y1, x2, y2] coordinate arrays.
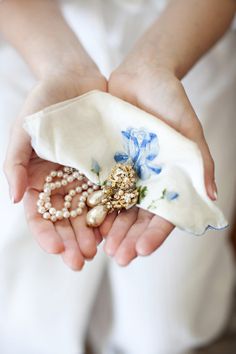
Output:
[[86, 163, 139, 227]]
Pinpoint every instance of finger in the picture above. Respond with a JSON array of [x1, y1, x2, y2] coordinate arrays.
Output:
[[195, 134, 217, 201], [24, 189, 64, 254], [99, 211, 117, 238], [4, 124, 31, 203], [136, 215, 174, 256], [180, 107, 217, 201], [70, 207, 97, 260], [94, 227, 103, 245], [114, 209, 153, 266], [104, 207, 138, 257], [52, 194, 85, 271]]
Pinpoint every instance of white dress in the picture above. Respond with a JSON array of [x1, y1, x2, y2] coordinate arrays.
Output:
[[0, 1, 235, 353]]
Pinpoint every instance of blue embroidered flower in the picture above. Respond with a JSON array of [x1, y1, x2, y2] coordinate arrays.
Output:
[[165, 191, 179, 201], [114, 128, 162, 180]]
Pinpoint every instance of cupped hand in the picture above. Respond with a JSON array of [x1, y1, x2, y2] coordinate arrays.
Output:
[[4, 71, 107, 270], [100, 65, 216, 266]]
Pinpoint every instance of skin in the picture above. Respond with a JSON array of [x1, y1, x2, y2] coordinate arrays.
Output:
[[1, 0, 235, 269]]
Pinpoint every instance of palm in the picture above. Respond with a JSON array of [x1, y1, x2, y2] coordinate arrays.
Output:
[[24, 154, 102, 270], [101, 67, 214, 266], [8, 73, 107, 270], [97, 71, 186, 266]]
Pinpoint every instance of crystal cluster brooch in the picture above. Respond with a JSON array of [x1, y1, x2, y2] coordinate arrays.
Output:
[[37, 163, 139, 228], [86, 163, 139, 227]]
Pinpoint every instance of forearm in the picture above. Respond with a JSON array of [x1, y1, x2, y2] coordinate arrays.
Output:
[[122, 0, 236, 79], [0, 0, 98, 79]]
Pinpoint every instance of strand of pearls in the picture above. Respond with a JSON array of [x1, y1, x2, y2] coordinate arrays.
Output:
[[37, 166, 99, 222]]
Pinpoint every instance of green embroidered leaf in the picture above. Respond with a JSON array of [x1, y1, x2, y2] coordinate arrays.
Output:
[[138, 185, 148, 203], [147, 200, 157, 210], [160, 188, 167, 199]]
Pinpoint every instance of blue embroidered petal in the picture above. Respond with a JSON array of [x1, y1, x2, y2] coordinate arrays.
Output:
[[149, 134, 159, 156], [147, 164, 162, 174], [91, 159, 101, 174], [137, 164, 151, 180], [165, 191, 179, 201], [146, 153, 157, 161], [129, 136, 140, 163], [121, 130, 131, 140], [114, 152, 129, 163]]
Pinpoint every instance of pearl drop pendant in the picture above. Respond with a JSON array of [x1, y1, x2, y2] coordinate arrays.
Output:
[[86, 205, 108, 227]]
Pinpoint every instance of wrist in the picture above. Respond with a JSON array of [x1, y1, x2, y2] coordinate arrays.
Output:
[[32, 45, 101, 81], [114, 42, 180, 82]]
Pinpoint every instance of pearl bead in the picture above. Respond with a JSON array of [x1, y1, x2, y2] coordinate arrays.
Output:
[[50, 215, 57, 222], [67, 176, 74, 183], [49, 207, 56, 215], [62, 208, 68, 213], [43, 187, 51, 194], [82, 191, 88, 197], [63, 166, 72, 173], [45, 176, 52, 183], [87, 188, 94, 194], [70, 210, 77, 218], [78, 201, 85, 208], [93, 185, 99, 190], [38, 206, 46, 214], [76, 186, 82, 193], [50, 183, 56, 190], [79, 196, 86, 202], [56, 211, 63, 220], [45, 196, 50, 202], [63, 174, 69, 179], [64, 201, 71, 209], [44, 202, 52, 210], [43, 212, 51, 220], [65, 195, 72, 202], [72, 171, 79, 178], [39, 192, 46, 200], [61, 179, 67, 186], [82, 183, 88, 190], [78, 175, 84, 181], [44, 183, 50, 189], [63, 211, 70, 218], [55, 181, 61, 188], [76, 207, 83, 215], [50, 171, 57, 177], [37, 199, 44, 207], [69, 189, 76, 197], [57, 170, 63, 177], [87, 180, 93, 186]]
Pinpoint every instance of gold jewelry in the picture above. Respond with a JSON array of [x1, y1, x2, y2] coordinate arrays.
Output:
[[86, 163, 139, 227]]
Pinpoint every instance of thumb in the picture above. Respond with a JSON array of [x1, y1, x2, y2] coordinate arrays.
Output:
[[194, 129, 217, 201], [3, 124, 32, 203], [182, 117, 217, 201]]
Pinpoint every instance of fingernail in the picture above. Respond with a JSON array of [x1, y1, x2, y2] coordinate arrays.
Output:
[[10, 189, 15, 204], [213, 191, 218, 201]]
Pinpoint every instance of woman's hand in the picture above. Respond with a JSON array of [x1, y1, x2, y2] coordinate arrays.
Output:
[[99, 0, 236, 266], [100, 65, 216, 266], [4, 71, 107, 271]]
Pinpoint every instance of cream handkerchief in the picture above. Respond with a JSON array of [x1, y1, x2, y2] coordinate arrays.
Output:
[[23, 90, 228, 235]]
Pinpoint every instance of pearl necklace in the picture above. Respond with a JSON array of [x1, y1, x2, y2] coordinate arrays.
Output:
[[37, 166, 99, 223], [37, 164, 139, 227]]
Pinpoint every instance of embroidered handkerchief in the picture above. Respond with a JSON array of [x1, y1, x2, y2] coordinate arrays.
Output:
[[23, 90, 228, 235]]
